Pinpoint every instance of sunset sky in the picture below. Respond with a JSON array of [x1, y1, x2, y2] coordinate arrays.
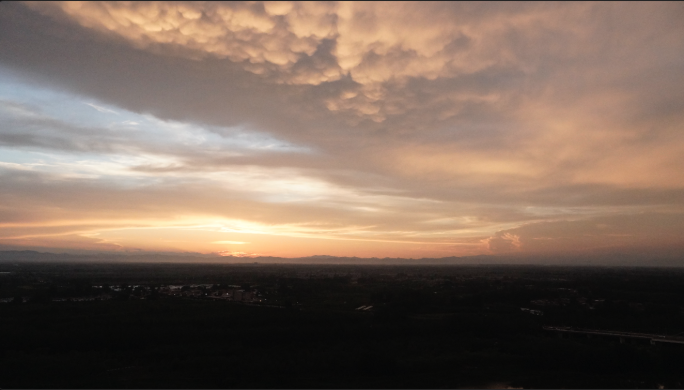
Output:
[[1, 2, 684, 260]]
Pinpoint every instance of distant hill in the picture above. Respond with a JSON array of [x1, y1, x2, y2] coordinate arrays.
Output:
[[0, 250, 683, 266], [0, 250, 486, 264]]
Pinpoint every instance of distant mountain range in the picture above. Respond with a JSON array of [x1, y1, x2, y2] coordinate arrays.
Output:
[[0, 250, 683, 267]]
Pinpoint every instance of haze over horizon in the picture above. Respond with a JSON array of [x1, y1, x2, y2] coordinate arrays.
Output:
[[1, 2, 684, 262]]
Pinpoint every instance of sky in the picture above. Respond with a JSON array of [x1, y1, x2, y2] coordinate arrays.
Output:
[[1, 1, 684, 260]]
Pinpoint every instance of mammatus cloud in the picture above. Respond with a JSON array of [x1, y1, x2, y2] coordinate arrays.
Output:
[[25, 0, 684, 186], [26, 2, 640, 123], [0, 2, 683, 261]]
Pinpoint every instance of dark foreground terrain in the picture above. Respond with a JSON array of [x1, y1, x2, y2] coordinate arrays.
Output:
[[2, 261, 684, 388]]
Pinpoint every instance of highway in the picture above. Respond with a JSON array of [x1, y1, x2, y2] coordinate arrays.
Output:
[[543, 326, 684, 345]]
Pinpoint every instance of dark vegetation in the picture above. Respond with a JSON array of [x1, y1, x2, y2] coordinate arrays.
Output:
[[1, 262, 684, 388]]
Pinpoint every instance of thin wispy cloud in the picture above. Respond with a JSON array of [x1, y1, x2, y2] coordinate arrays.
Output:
[[85, 102, 119, 115]]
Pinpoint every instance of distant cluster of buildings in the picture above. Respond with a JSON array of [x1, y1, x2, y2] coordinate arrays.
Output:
[[520, 307, 543, 316], [0, 284, 263, 304], [53, 296, 112, 302], [529, 297, 605, 310], [158, 285, 261, 303], [206, 289, 259, 302], [0, 295, 112, 303]]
